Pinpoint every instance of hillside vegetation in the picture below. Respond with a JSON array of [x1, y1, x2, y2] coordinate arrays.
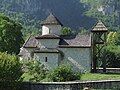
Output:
[[0, 0, 120, 38], [80, 0, 120, 31]]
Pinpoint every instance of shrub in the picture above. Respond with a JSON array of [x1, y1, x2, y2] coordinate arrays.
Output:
[[61, 27, 73, 35], [21, 60, 48, 82], [0, 52, 23, 90], [106, 45, 120, 68], [46, 64, 80, 82]]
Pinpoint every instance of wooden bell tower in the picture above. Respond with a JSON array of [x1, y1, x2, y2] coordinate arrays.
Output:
[[91, 20, 108, 73]]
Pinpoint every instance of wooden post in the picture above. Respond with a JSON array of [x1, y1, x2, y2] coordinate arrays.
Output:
[[103, 33, 107, 72]]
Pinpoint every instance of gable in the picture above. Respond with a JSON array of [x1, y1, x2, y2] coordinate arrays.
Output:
[[23, 35, 38, 48]]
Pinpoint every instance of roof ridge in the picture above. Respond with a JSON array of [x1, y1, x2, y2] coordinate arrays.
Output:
[[23, 35, 33, 47]]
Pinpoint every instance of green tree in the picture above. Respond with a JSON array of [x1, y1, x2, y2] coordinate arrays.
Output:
[[21, 60, 47, 82], [107, 32, 116, 45], [78, 27, 89, 34], [114, 31, 120, 45], [46, 64, 80, 82], [106, 45, 120, 68], [106, 31, 120, 68], [61, 27, 73, 35], [0, 14, 24, 54], [0, 52, 23, 90]]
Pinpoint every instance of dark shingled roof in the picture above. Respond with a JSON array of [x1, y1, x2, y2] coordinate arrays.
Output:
[[41, 14, 63, 26], [92, 20, 108, 32], [23, 34, 91, 48], [34, 48, 60, 53], [59, 35, 91, 47], [23, 35, 38, 48], [35, 34, 60, 39]]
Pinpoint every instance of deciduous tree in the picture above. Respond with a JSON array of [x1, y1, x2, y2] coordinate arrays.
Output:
[[0, 14, 24, 54]]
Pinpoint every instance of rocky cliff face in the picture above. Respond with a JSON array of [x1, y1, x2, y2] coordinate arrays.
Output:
[[81, 0, 120, 26]]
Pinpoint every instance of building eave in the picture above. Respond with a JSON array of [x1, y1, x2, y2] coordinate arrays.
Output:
[[23, 46, 37, 48], [58, 45, 91, 48], [35, 37, 60, 39], [35, 34, 60, 39]]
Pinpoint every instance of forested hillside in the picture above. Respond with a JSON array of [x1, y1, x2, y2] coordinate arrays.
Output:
[[0, 0, 120, 38], [80, 0, 120, 31]]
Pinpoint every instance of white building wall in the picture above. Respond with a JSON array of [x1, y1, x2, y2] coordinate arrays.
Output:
[[59, 48, 91, 72], [34, 53, 60, 69], [38, 39, 59, 48], [42, 25, 62, 35]]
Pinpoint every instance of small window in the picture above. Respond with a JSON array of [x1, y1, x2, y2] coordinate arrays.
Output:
[[45, 57, 47, 62]]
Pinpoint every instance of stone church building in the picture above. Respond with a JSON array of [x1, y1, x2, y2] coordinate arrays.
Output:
[[19, 14, 107, 72]]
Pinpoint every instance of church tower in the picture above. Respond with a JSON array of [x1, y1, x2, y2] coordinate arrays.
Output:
[[41, 14, 63, 35]]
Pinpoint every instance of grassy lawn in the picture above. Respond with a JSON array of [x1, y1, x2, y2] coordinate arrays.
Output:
[[22, 73, 120, 81], [81, 73, 120, 81]]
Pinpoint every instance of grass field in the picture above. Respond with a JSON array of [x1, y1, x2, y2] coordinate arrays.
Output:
[[22, 73, 120, 81], [81, 73, 120, 81]]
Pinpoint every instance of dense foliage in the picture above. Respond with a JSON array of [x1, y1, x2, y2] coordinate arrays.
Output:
[[0, 52, 23, 81], [105, 31, 120, 68], [61, 27, 73, 35], [0, 52, 23, 90], [0, 14, 24, 54], [21, 60, 47, 82], [106, 45, 120, 68], [0, 0, 119, 37], [22, 61, 80, 82], [80, 0, 120, 31], [45, 64, 80, 82]]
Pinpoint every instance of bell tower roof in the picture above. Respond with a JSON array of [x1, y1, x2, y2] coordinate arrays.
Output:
[[41, 13, 63, 26], [91, 20, 108, 32]]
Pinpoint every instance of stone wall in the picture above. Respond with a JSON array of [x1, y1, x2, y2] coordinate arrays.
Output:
[[38, 39, 60, 48], [59, 48, 91, 72], [20, 80, 120, 90], [96, 68, 120, 74], [34, 53, 61, 69]]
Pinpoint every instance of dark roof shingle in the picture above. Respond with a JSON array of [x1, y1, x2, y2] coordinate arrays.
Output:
[[41, 14, 63, 26], [23, 34, 91, 48], [59, 35, 91, 47], [23, 35, 38, 48]]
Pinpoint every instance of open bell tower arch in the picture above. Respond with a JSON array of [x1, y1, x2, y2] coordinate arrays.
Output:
[[91, 20, 108, 73]]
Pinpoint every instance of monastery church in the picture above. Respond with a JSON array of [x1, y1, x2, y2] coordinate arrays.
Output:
[[19, 14, 108, 72]]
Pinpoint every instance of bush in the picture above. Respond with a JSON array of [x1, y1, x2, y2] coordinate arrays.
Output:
[[61, 27, 73, 35], [46, 64, 80, 82], [106, 45, 120, 68], [0, 52, 23, 90], [21, 60, 47, 82]]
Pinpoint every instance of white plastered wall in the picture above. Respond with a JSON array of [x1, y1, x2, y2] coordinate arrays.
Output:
[[42, 25, 62, 35]]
